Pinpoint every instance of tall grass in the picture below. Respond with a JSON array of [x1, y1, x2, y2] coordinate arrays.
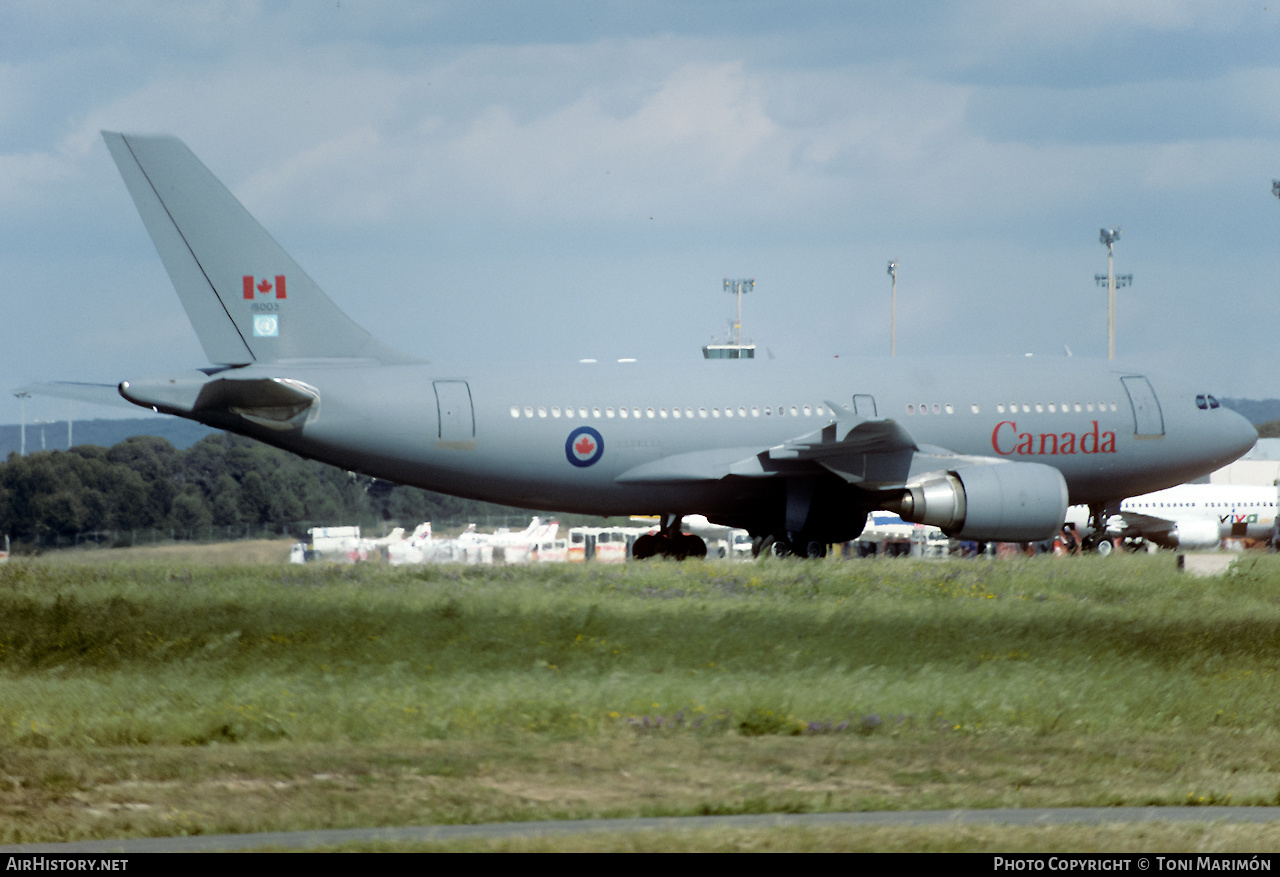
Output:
[[3, 554, 1280, 749]]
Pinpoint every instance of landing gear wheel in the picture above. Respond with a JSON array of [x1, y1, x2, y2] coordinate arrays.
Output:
[[1094, 538, 1113, 557], [632, 529, 706, 561], [632, 533, 661, 560], [672, 533, 706, 559], [758, 535, 792, 558], [802, 540, 827, 559]]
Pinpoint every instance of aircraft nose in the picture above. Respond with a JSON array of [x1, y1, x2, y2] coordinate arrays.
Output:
[[1219, 407, 1258, 463]]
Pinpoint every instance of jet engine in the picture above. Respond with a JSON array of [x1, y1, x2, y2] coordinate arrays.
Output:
[[883, 462, 1069, 542], [1163, 519, 1221, 550]]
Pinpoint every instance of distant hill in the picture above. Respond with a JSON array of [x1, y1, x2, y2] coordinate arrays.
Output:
[[1219, 399, 1280, 426], [0, 418, 216, 458]]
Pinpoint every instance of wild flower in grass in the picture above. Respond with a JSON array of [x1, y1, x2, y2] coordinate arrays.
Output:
[[802, 713, 892, 736], [1185, 791, 1231, 806], [621, 706, 908, 738], [623, 708, 733, 734]]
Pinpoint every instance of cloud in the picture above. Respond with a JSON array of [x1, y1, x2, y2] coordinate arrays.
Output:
[[8, 1, 1280, 427]]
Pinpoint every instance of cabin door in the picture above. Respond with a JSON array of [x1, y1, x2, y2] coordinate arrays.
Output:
[[1121, 376, 1164, 438], [434, 381, 476, 449]]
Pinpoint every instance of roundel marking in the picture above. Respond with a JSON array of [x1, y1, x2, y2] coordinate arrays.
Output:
[[566, 426, 604, 468]]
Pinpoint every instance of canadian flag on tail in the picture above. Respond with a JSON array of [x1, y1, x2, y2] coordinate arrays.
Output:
[[243, 275, 287, 299]]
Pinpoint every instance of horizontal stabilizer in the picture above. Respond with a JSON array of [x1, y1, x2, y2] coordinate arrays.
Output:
[[196, 377, 319, 430], [16, 381, 139, 410], [120, 373, 318, 431]]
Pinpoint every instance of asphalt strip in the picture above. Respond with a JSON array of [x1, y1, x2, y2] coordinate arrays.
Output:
[[5, 807, 1280, 852]]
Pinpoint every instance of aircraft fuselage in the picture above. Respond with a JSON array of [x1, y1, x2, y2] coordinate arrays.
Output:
[[127, 355, 1255, 541]]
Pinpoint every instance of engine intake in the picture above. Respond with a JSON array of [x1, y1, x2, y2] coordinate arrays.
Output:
[[884, 462, 1069, 542]]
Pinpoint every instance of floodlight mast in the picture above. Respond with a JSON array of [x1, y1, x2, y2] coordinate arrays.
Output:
[[1094, 228, 1132, 361], [887, 260, 898, 357], [12, 392, 28, 457], [1273, 182, 1280, 278]]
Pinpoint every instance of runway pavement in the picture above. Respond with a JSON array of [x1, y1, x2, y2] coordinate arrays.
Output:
[[5, 807, 1280, 852]]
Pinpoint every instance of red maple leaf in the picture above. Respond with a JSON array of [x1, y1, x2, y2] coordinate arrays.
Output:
[[257, 279, 273, 294], [574, 436, 596, 457]]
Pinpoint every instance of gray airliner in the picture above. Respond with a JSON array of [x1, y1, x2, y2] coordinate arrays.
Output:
[[100, 132, 1256, 558]]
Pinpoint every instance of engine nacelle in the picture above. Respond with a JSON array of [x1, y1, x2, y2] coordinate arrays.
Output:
[[884, 462, 1069, 542], [1164, 518, 1221, 550]]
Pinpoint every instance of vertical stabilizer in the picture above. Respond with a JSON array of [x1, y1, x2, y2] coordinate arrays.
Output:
[[103, 132, 414, 365]]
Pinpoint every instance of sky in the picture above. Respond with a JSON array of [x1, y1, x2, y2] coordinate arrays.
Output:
[[4, 0, 1280, 428]]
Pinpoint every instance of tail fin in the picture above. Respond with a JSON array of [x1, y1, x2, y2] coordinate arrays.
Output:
[[102, 132, 414, 365]]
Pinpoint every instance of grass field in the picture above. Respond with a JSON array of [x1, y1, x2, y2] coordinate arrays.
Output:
[[3, 547, 1280, 851]]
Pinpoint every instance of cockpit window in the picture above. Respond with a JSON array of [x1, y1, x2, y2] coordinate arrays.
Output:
[[1196, 394, 1222, 410]]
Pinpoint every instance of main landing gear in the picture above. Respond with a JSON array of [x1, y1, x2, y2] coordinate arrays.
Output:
[[631, 514, 708, 560], [751, 533, 828, 559]]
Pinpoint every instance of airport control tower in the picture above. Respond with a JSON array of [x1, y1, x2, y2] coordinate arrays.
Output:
[[702, 277, 756, 359]]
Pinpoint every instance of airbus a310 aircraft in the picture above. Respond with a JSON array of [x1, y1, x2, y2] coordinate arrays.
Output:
[[96, 132, 1256, 558]]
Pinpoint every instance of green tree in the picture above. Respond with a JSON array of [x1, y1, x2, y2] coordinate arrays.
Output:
[[209, 473, 242, 527], [169, 488, 212, 538]]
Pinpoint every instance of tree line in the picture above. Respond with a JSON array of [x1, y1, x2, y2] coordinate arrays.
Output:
[[0, 432, 532, 547]]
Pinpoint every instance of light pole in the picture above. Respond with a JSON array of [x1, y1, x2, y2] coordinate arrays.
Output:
[[1273, 181, 1280, 293], [1273, 181, 1280, 268], [1094, 229, 1132, 361], [13, 392, 29, 457], [887, 260, 898, 357]]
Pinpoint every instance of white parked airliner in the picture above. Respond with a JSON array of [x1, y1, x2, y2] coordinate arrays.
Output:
[[1066, 483, 1277, 551]]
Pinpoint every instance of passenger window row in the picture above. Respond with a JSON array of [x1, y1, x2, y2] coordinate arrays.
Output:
[[510, 404, 829, 420], [1128, 501, 1273, 508], [907, 402, 1120, 416]]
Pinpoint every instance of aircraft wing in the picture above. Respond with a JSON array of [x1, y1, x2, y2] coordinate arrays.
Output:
[[761, 409, 919, 481], [1104, 511, 1176, 538], [614, 446, 771, 482], [615, 411, 927, 486]]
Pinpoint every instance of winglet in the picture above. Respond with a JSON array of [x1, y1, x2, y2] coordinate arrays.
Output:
[[103, 132, 416, 366]]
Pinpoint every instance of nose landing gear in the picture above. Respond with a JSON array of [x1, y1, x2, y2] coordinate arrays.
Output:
[[1080, 503, 1116, 555]]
